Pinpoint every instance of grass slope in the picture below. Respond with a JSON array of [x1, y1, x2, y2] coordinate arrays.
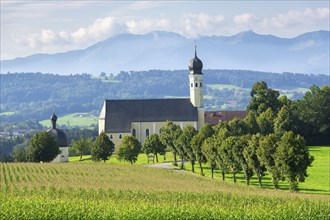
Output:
[[40, 112, 97, 128], [179, 146, 329, 194]]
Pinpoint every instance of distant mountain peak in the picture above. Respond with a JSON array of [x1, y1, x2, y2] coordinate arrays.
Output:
[[1, 30, 329, 75]]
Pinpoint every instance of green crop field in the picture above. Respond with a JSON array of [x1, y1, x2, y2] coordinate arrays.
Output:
[[40, 112, 98, 128], [1, 146, 328, 219]]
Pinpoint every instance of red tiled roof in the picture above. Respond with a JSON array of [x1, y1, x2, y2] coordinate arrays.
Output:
[[204, 111, 248, 126]]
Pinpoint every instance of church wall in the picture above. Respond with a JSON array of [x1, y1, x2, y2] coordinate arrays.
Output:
[[52, 147, 69, 163], [108, 132, 131, 148], [98, 118, 105, 134], [131, 121, 197, 144]]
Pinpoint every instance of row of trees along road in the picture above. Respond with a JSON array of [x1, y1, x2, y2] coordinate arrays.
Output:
[[156, 81, 328, 191]]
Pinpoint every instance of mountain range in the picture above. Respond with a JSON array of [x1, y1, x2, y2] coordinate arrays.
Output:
[[1, 30, 329, 75]]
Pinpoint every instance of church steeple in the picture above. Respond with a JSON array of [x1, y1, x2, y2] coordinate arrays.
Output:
[[188, 46, 204, 108], [50, 112, 57, 129]]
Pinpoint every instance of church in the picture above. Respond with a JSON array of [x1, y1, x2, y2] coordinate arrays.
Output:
[[99, 47, 205, 146], [99, 48, 247, 147]]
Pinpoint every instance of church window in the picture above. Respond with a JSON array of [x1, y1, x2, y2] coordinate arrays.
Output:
[[191, 83, 193, 88], [146, 128, 150, 137], [119, 134, 122, 139], [200, 82, 202, 87], [132, 129, 136, 137], [195, 83, 198, 87]]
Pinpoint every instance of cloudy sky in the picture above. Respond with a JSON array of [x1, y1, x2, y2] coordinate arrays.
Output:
[[1, 1, 329, 60]]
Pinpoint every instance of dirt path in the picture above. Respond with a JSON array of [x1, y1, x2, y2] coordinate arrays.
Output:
[[148, 162, 186, 173]]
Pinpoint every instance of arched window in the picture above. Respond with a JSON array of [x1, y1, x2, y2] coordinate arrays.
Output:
[[195, 83, 198, 87], [146, 128, 149, 137], [119, 134, 122, 139], [200, 82, 202, 87], [132, 129, 136, 137], [110, 134, 113, 139], [191, 83, 193, 88]]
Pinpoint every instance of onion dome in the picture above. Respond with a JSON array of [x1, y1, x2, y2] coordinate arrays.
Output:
[[47, 112, 68, 147], [188, 45, 203, 74]]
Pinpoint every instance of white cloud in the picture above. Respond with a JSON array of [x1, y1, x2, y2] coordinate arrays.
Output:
[[234, 13, 255, 24], [262, 7, 329, 28], [4, 6, 329, 59]]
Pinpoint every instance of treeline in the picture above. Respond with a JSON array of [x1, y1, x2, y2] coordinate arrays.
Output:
[[1, 70, 328, 123], [155, 82, 329, 191]]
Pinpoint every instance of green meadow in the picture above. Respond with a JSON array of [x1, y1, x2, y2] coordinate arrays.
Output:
[[40, 113, 98, 128], [0, 111, 16, 116]]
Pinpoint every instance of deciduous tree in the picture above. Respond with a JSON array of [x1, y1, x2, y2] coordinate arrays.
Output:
[[27, 131, 60, 162], [191, 123, 214, 175], [202, 136, 217, 179], [71, 136, 92, 161], [117, 136, 142, 165], [142, 134, 166, 163], [91, 132, 115, 162], [221, 136, 242, 183], [275, 131, 314, 191], [247, 81, 281, 115], [175, 125, 197, 171], [258, 134, 281, 189], [159, 121, 182, 166], [244, 134, 266, 188]]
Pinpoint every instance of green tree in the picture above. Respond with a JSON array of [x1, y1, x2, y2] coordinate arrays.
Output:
[[228, 117, 248, 136], [244, 134, 266, 188], [202, 136, 217, 179], [12, 145, 27, 162], [295, 85, 330, 145], [247, 81, 281, 115], [215, 127, 231, 181], [91, 132, 115, 162], [175, 125, 197, 170], [191, 124, 214, 175], [274, 105, 298, 137], [232, 135, 254, 186], [159, 121, 182, 166], [27, 131, 60, 162], [244, 111, 260, 134], [142, 134, 166, 163], [257, 108, 275, 135], [117, 136, 142, 164], [71, 136, 92, 161], [258, 134, 281, 189], [275, 131, 314, 191], [221, 136, 242, 183]]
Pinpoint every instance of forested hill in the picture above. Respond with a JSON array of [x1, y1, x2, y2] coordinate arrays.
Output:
[[1, 70, 328, 123]]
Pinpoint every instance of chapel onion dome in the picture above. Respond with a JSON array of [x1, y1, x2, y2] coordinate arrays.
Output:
[[188, 46, 203, 74], [47, 112, 68, 148]]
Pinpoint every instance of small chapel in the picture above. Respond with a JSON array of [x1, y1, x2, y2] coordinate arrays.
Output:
[[99, 47, 205, 147], [48, 112, 70, 162]]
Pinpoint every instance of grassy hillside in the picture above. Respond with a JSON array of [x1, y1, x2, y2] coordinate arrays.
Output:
[[40, 112, 98, 128]]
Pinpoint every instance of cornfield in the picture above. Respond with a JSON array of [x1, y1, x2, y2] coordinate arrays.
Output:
[[0, 162, 329, 219]]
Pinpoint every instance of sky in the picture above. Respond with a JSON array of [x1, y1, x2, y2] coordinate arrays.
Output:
[[1, 1, 329, 60]]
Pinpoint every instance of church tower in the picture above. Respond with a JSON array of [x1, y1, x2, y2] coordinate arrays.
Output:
[[188, 46, 204, 128]]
